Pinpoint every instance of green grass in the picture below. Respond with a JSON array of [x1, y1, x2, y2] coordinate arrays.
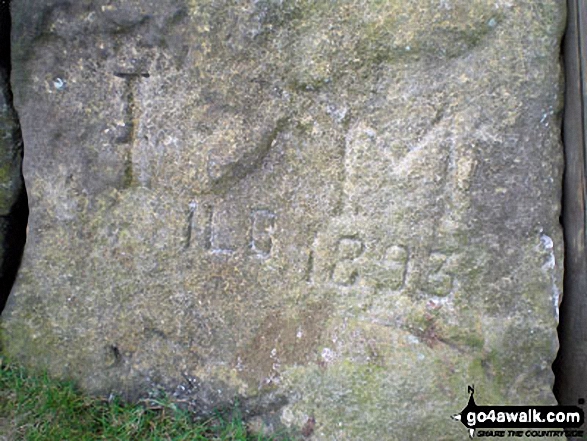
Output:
[[0, 358, 288, 441]]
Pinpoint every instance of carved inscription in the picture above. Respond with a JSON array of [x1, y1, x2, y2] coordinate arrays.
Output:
[[184, 201, 197, 249], [184, 201, 213, 250], [209, 205, 237, 255], [250, 210, 275, 258], [184, 202, 276, 258], [305, 250, 315, 282], [113, 72, 149, 188], [304, 233, 318, 283], [331, 236, 364, 286], [201, 203, 213, 251], [380, 245, 409, 290], [425, 252, 453, 297], [312, 232, 458, 295]]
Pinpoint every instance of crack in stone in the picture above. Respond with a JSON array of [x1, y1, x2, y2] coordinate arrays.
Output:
[[0, 0, 28, 313]]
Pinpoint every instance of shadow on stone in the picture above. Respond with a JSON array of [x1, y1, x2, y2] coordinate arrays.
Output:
[[0, 0, 28, 314], [553, 2, 587, 438], [0, 192, 27, 313]]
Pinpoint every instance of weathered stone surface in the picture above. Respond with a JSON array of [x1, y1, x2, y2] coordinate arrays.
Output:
[[2, 0, 565, 438]]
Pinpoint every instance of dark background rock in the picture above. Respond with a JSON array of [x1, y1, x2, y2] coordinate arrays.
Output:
[[554, 0, 587, 437], [0, 0, 27, 313]]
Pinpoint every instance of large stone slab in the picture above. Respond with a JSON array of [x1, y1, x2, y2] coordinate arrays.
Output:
[[3, 0, 565, 438]]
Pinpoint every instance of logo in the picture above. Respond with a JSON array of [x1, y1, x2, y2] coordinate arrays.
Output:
[[452, 386, 585, 438]]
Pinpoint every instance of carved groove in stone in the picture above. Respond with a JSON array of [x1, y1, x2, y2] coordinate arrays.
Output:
[[425, 252, 453, 297], [250, 209, 276, 258], [183, 201, 196, 249], [113, 72, 149, 188], [206, 205, 235, 255], [331, 236, 364, 286], [201, 118, 288, 195], [382, 245, 409, 290]]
